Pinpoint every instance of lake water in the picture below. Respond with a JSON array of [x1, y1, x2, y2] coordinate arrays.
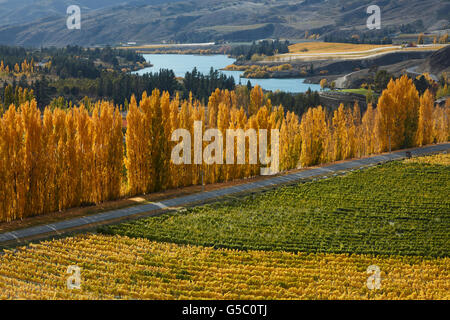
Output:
[[135, 54, 321, 93]]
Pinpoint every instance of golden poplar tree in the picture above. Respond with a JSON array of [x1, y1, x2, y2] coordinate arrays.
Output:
[[249, 85, 264, 116], [280, 111, 301, 171], [168, 93, 181, 188], [331, 104, 348, 161], [1, 106, 23, 220], [300, 106, 328, 167], [41, 108, 57, 212], [416, 89, 434, 146], [74, 106, 94, 204], [125, 95, 145, 195], [21, 100, 45, 217], [375, 75, 419, 152], [361, 103, 376, 156], [159, 91, 172, 190], [148, 89, 164, 192], [432, 104, 450, 143], [179, 97, 193, 187], [191, 99, 206, 185], [350, 102, 362, 158]]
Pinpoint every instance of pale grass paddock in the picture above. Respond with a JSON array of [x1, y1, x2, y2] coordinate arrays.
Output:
[[288, 42, 392, 54]]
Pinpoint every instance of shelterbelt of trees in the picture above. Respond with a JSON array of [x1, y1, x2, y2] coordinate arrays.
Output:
[[0, 75, 449, 223], [230, 40, 290, 61]]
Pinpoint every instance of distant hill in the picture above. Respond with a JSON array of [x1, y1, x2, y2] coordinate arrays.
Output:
[[0, 0, 448, 47], [0, 0, 138, 28], [419, 45, 450, 76]]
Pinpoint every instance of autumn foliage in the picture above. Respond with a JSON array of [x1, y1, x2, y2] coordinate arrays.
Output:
[[0, 101, 123, 222], [0, 77, 449, 222], [0, 59, 35, 75]]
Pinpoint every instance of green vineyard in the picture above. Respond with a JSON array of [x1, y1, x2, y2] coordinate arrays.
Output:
[[100, 158, 450, 257]]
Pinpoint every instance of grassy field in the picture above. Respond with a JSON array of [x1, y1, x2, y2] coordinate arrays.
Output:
[[1, 234, 448, 300], [288, 42, 392, 54], [405, 153, 450, 166], [340, 88, 371, 95], [267, 42, 448, 62], [339, 89, 380, 100], [118, 43, 216, 50], [100, 157, 450, 257]]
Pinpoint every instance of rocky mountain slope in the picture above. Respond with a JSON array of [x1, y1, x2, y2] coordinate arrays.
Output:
[[0, 0, 448, 47], [418, 45, 450, 76]]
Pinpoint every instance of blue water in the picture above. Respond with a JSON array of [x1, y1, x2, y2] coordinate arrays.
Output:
[[135, 54, 321, 93]]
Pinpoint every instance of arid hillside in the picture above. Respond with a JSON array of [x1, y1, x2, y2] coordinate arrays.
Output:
[[0, 0, 448, 47]]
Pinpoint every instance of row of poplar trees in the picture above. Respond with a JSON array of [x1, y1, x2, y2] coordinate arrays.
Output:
[[0, 75, 449, 222], [299, 76, 449, 166], [0, 101, 123, 222]]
